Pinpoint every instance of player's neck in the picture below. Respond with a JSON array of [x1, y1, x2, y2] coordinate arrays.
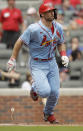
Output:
[[41, 19, 52, 29], [8, 5, 15, 9]]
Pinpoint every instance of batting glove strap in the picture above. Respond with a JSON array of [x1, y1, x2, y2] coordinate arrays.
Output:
[[7, 58, 16, 72], [61, 56, 69, 67]]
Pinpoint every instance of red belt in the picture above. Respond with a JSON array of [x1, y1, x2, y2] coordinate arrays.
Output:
[[33, 57, 53, 61]]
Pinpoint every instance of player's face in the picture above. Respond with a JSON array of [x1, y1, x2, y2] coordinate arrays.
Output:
[[8, 0, 15, 7], [43, 10, 54, 22]]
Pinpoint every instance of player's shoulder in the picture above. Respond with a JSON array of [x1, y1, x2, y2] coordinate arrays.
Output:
[[14, 8, 22, 13], [27, 22, 40, 32], [1, 8, 21, 13], [53, 20, 63, 30], [1, 8, 8, 13]]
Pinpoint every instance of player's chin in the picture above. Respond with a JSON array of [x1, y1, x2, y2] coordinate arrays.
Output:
[[48, 17, 54, 21]]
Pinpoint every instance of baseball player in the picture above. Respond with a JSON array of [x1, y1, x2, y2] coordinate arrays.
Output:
[[7, 2, 69, 123]]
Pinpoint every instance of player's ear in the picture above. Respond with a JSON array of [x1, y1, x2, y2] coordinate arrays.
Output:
[[40, 13, 44, 17], [40, 14, 42, 17]]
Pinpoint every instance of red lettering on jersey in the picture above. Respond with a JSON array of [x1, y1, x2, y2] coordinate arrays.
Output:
[[53, 46, 56, 51], [56, 30, 61, 39], [40, 35, 47, 46], [45, 42, 50, 47]]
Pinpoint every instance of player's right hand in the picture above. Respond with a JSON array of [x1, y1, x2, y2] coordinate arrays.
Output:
[[7, 58, 16, 72]]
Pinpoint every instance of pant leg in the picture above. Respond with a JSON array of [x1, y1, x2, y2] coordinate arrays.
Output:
[[1, 31, 8, 47], [44, 60, 60, 115], [2, 30, 21, 49], [31, 68, 51, 98], [12, 31, 21, 48]]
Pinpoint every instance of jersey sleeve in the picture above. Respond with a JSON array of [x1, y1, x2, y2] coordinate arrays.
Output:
[[18, 10, 23, 24], [20, 26, 31, 46], [58, 25, 65, 44]]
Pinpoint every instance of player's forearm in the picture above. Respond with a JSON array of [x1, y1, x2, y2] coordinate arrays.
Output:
[[11, 38, 23, 59], [58, 43, 69, 67], [58, 43, 66, 56]]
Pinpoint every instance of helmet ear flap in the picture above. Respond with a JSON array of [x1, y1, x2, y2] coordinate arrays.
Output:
[[54, 9, 57, 19], [40, 14, 42, 17]]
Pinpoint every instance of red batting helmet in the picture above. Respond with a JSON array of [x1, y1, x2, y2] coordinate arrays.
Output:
[[39, 2, 55, 14]]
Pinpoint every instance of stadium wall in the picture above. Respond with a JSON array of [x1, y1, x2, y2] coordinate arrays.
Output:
[[0, 88, 83, 125]]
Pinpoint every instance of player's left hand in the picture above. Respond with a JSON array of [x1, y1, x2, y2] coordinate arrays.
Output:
[[61, 56, 69, 67], [7, 58, 16, 72]]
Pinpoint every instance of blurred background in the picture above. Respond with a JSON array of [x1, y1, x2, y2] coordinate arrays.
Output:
[[0, 0, 83, 125]]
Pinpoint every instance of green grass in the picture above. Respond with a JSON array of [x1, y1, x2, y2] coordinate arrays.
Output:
[[0, 126, 83, 131]]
